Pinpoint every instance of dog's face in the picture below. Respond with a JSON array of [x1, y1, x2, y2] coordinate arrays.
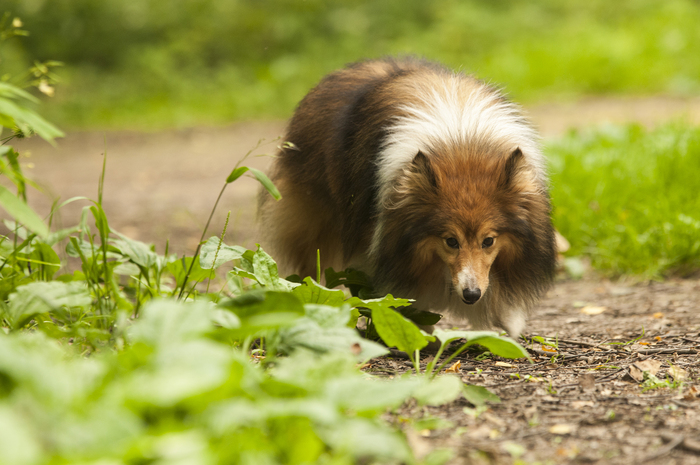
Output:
[[434, 223, 507, 304], [401, 147, 530, 305]]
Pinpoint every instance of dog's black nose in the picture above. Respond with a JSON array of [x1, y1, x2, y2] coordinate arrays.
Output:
[[462, 288, 481, 304]]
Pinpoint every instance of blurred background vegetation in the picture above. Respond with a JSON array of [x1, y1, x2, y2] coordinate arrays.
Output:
[[3, 0, 700, 130]]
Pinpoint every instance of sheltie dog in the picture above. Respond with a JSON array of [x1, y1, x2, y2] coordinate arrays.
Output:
[[258, 57, 556, 336]]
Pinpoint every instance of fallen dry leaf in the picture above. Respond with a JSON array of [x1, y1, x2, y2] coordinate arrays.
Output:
[[549, 424, 574, 435], [579, 373, 596, 392], [629, 359, 662, 382], [653, 312, 665, 319], [669, 365, 688, 381], [684, 385, 699, 400], [495, 361, 514, 368], [445, 360, 461, 373], [571, 401, 595, 409], [581, 305, 607, 315], [541, 345, 557, 353]]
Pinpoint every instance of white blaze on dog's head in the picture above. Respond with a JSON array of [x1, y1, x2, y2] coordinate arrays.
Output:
[[370, 70, 545, 260]]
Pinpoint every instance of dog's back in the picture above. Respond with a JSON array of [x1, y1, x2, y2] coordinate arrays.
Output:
[[259, 57, 445, 277]]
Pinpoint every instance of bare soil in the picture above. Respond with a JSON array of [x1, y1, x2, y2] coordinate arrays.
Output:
[[379, 277, 700, 464], [9, 96, 700, 464]]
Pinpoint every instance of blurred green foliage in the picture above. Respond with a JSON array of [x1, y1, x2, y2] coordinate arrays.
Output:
[[548, 123, 700, 277], [3, 0, 700, 129]]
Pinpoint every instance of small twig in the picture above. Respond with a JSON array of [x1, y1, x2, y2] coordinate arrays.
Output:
[[641, 433, 684, 462], [636, 348, 697, 355], [671, 399, 692, 409], [595, 367, 627, 383], [558, 338, 604, 349]]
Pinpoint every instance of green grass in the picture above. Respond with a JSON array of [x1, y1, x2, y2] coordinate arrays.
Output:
[[4, 0, 700, 129], [548, 123, 700, 277]]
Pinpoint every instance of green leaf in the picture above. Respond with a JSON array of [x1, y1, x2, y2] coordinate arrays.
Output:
[[0, 185, 49, 238], [226, 166, 281, 200], [399, 307, 442, 326], [323, 418, 412, 462], [0, 406, 43, 465], [432, 329, 529, 359], [251, 245, 287, 290], [413, 375, 463, 406], [219, 290, 304, 334], [199, 236, 246, 269], [7, 281, 92, 328], [325, 376, 421, 413], [127, 300, 214, 346], [111, 232, 157, 269], [0, 89, 64, 143], [28, 242, 61, 279], [370, 298, 428, 354], [167, 256, 211, 286], [292, 277, 346, 306], [461, 384, 501, 406], [278, 304, 388, 361], [324, 267, 375, 298]]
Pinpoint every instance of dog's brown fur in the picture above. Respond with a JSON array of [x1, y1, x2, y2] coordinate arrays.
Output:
[[258, 57, 556, 335]]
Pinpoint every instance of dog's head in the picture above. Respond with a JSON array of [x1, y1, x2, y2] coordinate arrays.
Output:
[[393, 146, 538, 304]]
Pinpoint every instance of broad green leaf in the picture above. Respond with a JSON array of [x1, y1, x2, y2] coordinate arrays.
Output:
[[324, 267, 375, 298], [346, 294, 413, 314], [462, 384, 501, 406], [278, 307, 388, 361], [323, 418, 411, 462], [128, 300, 214, 346], [219, 290, 304, 333], [432, 329, 529, 359], [251, 245, 295, 290], [0, 406, 43, 465], [292, 277, 346, 306], [399, 306, 442, 326], [125, 340, 231, 407], [7, 281, 92, 328], [111, 232, 157, 269], [413, 375, 463, 406], [0, 185, 49, 238], [199, 236, 246, 269], [325, 376, 421, 413], [370, 298, 428, 354]]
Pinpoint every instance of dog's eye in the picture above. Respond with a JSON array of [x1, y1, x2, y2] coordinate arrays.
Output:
[[446, 237, 459, 249], [482, 237, 494, 248]]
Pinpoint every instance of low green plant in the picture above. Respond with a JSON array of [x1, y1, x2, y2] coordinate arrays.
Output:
[[1, 40, 526, 464]]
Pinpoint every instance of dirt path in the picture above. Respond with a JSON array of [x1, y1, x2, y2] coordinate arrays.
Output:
[[383, 277, 700, 464], [12, 96, 700, 256], [8, 96, 700, 463]]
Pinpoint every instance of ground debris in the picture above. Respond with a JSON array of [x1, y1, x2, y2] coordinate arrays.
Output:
[[376, 277, 700, 464]]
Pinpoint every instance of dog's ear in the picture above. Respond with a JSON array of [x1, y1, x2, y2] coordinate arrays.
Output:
[[410, 151, 438, 189], [500, 147, 525, 189]]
